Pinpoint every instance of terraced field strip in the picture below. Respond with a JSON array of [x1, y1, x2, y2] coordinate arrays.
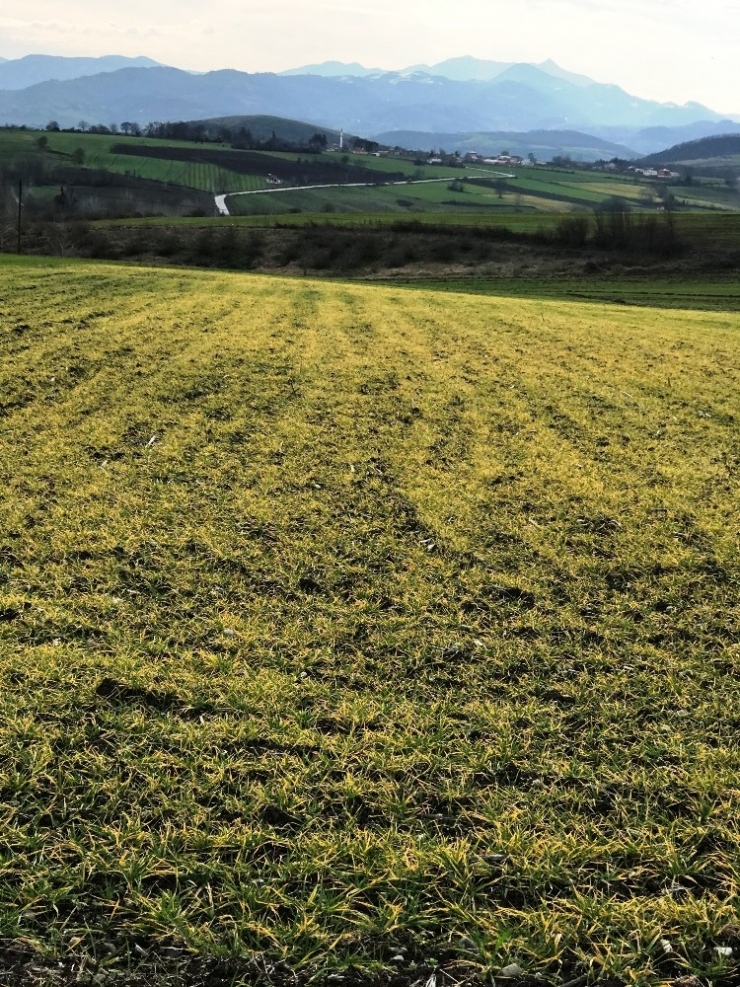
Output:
[[386, 273, 740, 311]]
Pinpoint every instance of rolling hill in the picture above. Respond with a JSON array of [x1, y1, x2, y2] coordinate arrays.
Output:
[[642, 133, 740, 166], [193, 114, 344, 144]]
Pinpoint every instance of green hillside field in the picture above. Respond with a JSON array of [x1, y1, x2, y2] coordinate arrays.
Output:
[[1, 256, 739, 987], [3, 127, 739, 220]]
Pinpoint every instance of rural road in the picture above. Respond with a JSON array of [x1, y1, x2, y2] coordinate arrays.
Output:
[[214, 177, 456, 216]]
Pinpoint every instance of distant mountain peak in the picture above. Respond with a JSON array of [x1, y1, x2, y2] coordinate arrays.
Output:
[[280, 60, 384, 77], [276, 55, 604, 88], [536, 59, 595, 87], [403, 56, 514, 81], [0, 54, 164, 90]]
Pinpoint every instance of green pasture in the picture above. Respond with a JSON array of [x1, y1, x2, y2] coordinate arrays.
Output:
[[225, 180, 543, 217], [384, 272, 740, 312], [671, 211, 740, 248], [224, 183, 440, 216], [76, 152, 269, 194]]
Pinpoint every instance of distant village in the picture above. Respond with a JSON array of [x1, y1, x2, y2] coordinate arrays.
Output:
[[326, 137, 679, 176]]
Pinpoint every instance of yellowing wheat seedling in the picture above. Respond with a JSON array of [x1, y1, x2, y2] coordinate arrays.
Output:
[[1, 257, 739, 986]]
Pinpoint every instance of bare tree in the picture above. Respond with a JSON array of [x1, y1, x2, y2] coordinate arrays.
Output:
[[0, 188, 15, 253]]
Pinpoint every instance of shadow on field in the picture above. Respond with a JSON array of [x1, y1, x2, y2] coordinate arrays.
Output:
[[0, 938, 669, 987]]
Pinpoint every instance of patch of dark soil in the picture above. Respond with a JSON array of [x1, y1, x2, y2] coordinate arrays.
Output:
[[483, 583, 536, 607], [258, 804, 301, 830], [94, 678, 216, 719]]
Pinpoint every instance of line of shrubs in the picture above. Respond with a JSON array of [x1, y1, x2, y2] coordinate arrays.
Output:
[[9, 222, 510, 270], [555, 201, 683, 257], [4, 210, 686, 268]]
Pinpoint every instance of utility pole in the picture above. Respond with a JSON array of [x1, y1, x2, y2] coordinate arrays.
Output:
[[17, 179, 22, 255]]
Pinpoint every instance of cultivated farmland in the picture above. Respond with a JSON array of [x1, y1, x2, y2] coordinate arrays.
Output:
[[3, 127, 740, 223], [1, 259, 739, 986]]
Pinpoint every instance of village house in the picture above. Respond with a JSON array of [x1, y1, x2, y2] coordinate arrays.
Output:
[[484, 154, 523, 166]]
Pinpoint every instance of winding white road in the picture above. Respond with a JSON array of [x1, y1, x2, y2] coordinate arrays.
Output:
[[214, 177, 458, 217]]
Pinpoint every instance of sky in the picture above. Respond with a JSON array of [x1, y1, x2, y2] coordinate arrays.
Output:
[[1, 0, 739, 114]]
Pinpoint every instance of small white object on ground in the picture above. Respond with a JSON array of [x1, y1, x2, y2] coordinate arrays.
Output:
[[500, 963, 523, 977]]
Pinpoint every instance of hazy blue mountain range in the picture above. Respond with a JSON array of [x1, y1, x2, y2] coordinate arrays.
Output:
[[0, 54, 161, 90], [0, 55, 734, 156], [284, 56, 597, 87]]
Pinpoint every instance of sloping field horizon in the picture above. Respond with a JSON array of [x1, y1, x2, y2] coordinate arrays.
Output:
[[1, 259, 739, 986]]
